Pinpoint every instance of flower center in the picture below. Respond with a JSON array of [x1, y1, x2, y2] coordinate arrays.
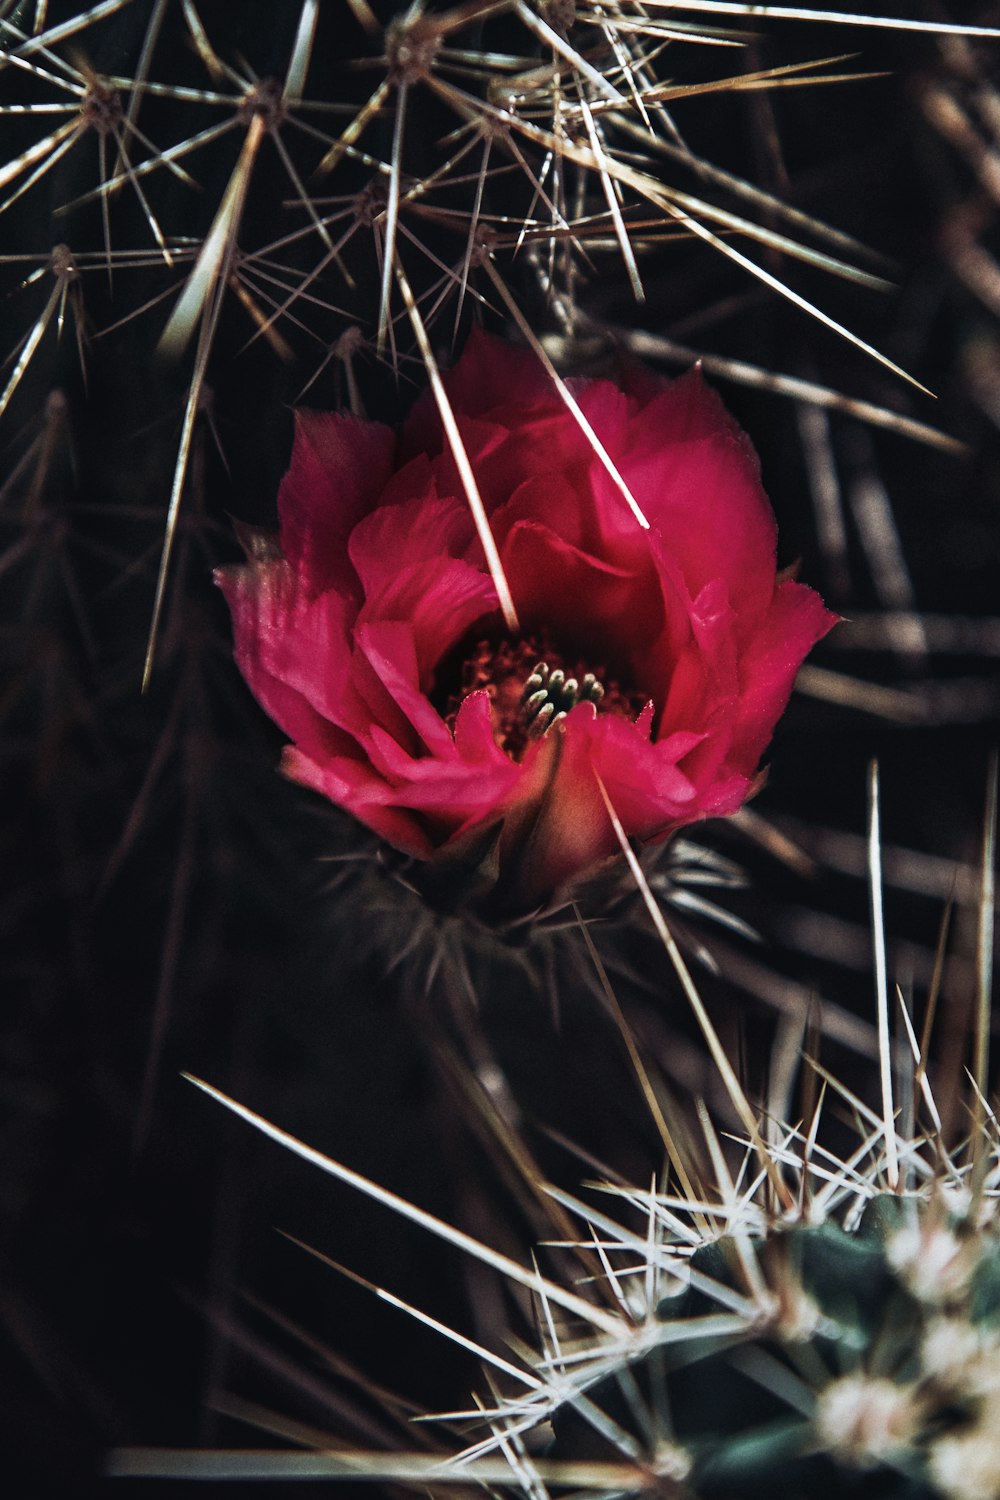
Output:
[[442, 634, 648, 761], [519, 661, 605, 735]]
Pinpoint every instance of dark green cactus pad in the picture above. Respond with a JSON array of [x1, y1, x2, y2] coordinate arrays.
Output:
[[551, 1194, 1000, 1500]]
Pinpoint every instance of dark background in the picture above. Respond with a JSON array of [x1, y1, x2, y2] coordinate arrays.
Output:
[[2, 2, 998, 1495]]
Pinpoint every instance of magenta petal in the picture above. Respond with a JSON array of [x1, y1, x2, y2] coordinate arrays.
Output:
[[613, 367, 780, 624], [282, 745, 432, 856], [488, 472, 601, 561], [592, 713, 700, 823], [404, 329, 553, 449], [363, 723, 443, 780], [453, 690, 510, 764], [353, 621, 455, 756], [348, 491, 473, 601], [502, 520, 664, 672], [216, 560, 367, 748], [519, 708, 704, 901], [278, 409, 396, 596], [657, 578, 740, 741], [728, 579, 839, 772], [358, 703, 522, 838], [357, 556, 498, 688], [381, 759, 522, 830], [633, 701, 655, 738]]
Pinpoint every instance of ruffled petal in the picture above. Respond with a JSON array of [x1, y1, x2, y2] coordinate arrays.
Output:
[[356, 555, 498, 688], [453, 689, 514, 765], [658, 578, 739, 739], [515, 706, 703, 902], [353, 620, 455, 756], [282, 745, 432, 856], [216, 559, 369, 744], [348, 490, 473, 600], [502, 519, 665, 677], [605, 367, 780, 626], [403, 328, 555, 453], [727, 578, 839, 772], [278, 409, 396, 596]]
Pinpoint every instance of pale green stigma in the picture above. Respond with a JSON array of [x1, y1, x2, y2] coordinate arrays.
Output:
[[519, 661, 604, 737]]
